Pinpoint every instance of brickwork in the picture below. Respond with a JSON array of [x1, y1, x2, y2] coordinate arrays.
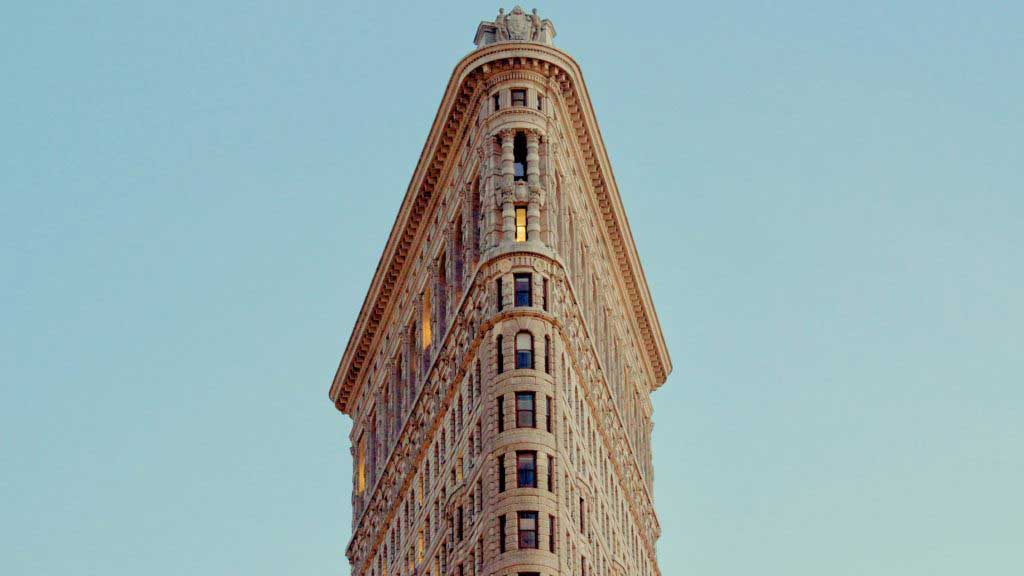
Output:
[[328, 8, 672, 576]]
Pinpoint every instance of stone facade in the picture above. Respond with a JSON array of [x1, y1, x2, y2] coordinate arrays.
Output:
[[328, 8, 672, 576]]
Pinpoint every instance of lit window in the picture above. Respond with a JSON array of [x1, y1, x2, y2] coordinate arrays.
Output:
[[514, 273, 531, 306], [421, 287, 432, 349], [518, 511, 538, 549], [516, 451, 537, 488], [516, 391, 535, 428], [515, 331, 533, 369], [515, 207, 527, 242], [356, 435, 366, 493], [511, 89, 527, 107]]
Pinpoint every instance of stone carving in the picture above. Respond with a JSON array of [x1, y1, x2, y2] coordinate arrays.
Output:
[[474, 6, 556, 48]]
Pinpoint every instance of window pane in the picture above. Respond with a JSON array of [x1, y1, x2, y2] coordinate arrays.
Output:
[[514, 274, 531, 306]]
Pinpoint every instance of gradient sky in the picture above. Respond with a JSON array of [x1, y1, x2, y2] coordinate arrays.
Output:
[[2, 2, 1022, 575]]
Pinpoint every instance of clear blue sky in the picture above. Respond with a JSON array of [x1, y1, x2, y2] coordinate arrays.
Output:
[[2, 2, 1021, 574]]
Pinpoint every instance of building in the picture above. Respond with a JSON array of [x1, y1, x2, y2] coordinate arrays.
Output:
[[329, 7, 672, 576]]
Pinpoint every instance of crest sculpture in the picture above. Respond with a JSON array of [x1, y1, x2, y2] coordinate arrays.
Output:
[[474, 6, 556, 48]]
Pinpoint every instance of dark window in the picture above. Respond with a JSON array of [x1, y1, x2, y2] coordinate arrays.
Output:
[[537, 93, 544, 111], [498, 455, 506, 492], [497, 395, 505, 431], [548, 515, 556, 552], [511, 89, 526, 107], [497, 335, 504, 373], [514, 273, 531, 306], [547, 455, 554, 491], [457, 505, 464, 541], [542, 277, 549, 311], [518, 511, 538, 549], [544, 335, 551, 374], [515, 331, 533, 369], [513, 132, 527, 181], [516, 451, 537, 488], [546, 395, 552, 432], [493, 93, 500, 111], [496, 277, 504, 310], [499, 515, 507, 553], [516, 392, 535, 428], [520, 573, 541, 576]]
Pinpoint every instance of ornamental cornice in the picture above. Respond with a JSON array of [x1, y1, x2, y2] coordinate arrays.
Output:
[[330, 41, 671, 415]]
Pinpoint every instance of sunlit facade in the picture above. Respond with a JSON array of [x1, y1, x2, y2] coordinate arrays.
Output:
[[329, 8, 672, 576]]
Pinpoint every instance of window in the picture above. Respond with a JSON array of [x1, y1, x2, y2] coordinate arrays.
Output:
[[537, 93, 544, 111], [580, 497, 585, 533], [497, 395, 505, 431], [493, 93, 500, 111], [498, 455, 506, 492], [356, 435, 366, 494], [511, 89, 526, 107], [514, 206, 528, 242], [457, 505, 464, 541], [515, 331, 533, 369], [545, 395, 552, 432], [542, 277, 549, 311], [547, 455, 554, 491], [544, 335, 551, 374], [518, 511, 538, 549], [516, 451, 537, 488], [513, 132, 527, 181], [516, 392, 535, 428], [514, 273, 531, 306], [497, 335, 505, 373], [496, 277, 503, 310], [421, 287, 432, 349], [499, 515, 507, 553], [549, 515, 556, 552]]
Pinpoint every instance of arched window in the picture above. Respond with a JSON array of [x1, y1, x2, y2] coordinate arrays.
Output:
[[515, 331, 534, 369]]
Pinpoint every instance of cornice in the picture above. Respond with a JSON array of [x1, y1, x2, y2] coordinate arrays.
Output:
[[330, 41, 672, 414]]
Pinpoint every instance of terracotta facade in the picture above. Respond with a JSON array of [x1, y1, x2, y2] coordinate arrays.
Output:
[[329, 8, 672, 576]]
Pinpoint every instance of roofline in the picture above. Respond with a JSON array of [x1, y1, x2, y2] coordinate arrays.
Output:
[[329, 41, 672, 414]]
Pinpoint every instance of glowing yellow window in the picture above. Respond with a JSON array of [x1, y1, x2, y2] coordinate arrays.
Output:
[[356, 436, 366, 494], [515, 206, 527, 242], [421, 287, 432, 349], [417, 528, 425, 563]]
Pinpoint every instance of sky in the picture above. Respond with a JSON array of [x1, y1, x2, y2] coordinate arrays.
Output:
[[2, 1, 1022, 575]]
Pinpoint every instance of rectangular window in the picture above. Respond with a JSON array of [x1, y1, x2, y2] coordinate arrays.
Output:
[[542, 277, 549, 311], [518, 511, 538, 549], [544, 336, 551, 374], [496, 277, 504, 310], [547, 455, 554, 492], [493, 93, 500, 111], [498, 454, 506, 492], [457, 505, 464, 541], [549, 515, 556, 552], [421, 287, 432, 349], [511, 89, 527, 107], [545, 395, 552, 432], [356, 435, 366, 494], [537, 93, 544, 111], [497, 395, 505, 431], [496, 335, 504, 374], [580, 497, 585, 533], [516, 451, 537, 488], [514, 273, 532, 306], [514, 206, 528, 241], [516, 392, 535, 428], [499, 515, 507, 553]]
